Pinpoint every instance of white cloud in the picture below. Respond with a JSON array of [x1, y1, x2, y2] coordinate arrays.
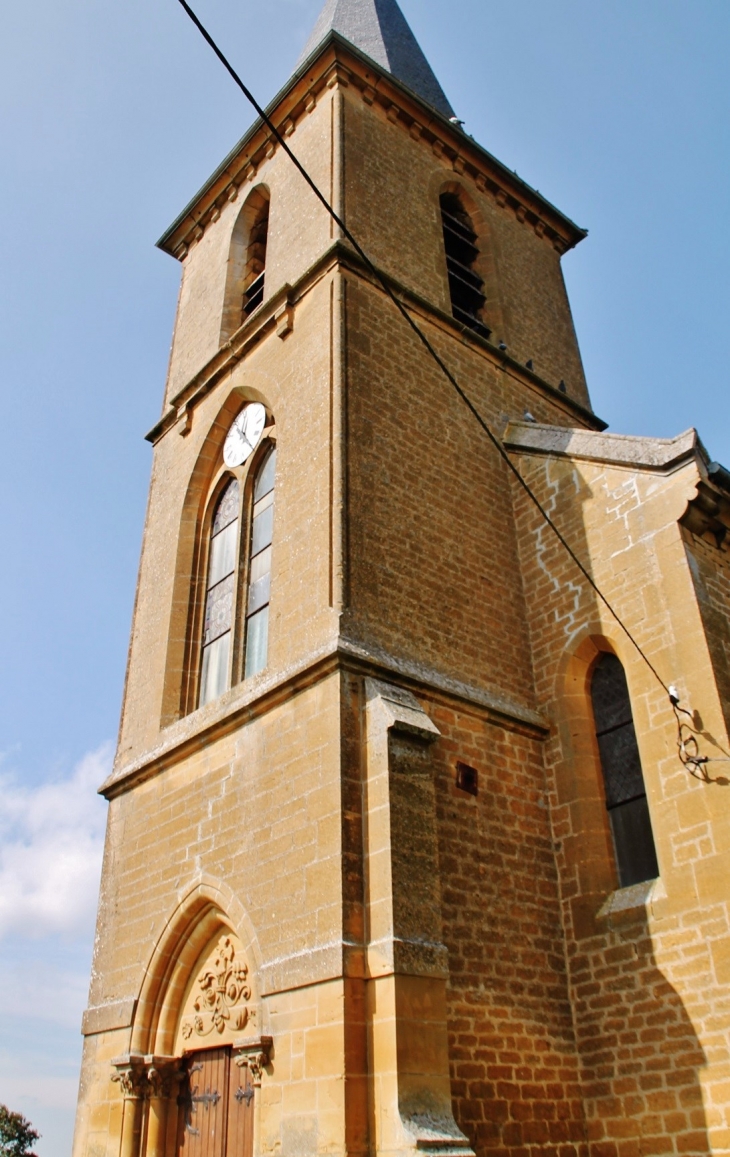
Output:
[[0, 745, 110, 940]]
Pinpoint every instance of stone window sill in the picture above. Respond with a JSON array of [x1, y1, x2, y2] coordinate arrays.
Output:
[[597, 876, 665, 926]]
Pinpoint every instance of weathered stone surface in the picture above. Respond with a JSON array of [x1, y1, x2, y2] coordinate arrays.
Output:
[[72, 9, 730, 1157]]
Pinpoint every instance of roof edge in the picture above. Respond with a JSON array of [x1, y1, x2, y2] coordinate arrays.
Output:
[[503, 422, 702, 474], [156, 30, 587, 255]]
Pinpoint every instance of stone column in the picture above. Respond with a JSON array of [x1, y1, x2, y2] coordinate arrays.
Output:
[[111, 1056, 148, 1157], [364, 679, 473, 1157], [145, 1057, 182, 1157]]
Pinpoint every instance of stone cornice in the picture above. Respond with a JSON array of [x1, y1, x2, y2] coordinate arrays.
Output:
[[101, 636, 548, 801], [503, 421, 701, 472], [504, 419, 730, 551], [156, 33, 586, 262], [146, 241, 605, 446]]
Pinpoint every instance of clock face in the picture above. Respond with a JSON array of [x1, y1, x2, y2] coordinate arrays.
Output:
[[223, 403, 267, 469]]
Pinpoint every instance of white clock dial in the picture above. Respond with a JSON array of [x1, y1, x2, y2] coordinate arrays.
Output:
[[223, 402, 267, 468]]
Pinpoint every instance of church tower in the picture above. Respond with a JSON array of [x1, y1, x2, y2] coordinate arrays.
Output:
[[73, 3, 730, 1157]]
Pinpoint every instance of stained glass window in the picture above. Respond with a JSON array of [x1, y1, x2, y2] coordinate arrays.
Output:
[[590, 653, 659, 888], [199, 478, 240, 707], [244, 447, 276, 679]]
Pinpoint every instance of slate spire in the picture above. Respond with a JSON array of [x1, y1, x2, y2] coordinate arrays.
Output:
[[297, 0, 455, 118]]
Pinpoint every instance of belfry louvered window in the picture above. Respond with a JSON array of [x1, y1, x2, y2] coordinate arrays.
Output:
[[440, 193, 491, 339], [590, 653, 659, 888], [243, 191, 269, 318], [200, 478, 240, 707]]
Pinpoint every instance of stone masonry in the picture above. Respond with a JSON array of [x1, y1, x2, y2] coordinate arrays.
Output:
[[72, 8, 730, 1157]]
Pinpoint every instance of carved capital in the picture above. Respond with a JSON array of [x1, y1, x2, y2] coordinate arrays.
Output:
[[111, 1055, 148, 1100], [145, 1057, 184, 1100], [234, 1036, 273, 1086]]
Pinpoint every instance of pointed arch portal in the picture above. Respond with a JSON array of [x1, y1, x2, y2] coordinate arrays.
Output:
[[113, 889, 269, 1157]]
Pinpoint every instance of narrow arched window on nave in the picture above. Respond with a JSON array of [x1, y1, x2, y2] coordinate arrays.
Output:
[[590, 653, 659, 888]]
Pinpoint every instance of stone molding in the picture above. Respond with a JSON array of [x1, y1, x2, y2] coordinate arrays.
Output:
[[102, 639, 548, 799], [147, 242, 603, 446], [364, 676, 441, 743], [82, 997, 138, 1037], [157, 38, 583, 263], [503, 420, 701, 473]]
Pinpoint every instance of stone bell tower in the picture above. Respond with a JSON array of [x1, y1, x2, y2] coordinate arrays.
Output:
[[73, 2, 730, 1157]]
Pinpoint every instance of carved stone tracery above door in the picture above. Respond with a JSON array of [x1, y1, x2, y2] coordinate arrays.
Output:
[[176, 932, 256, 1051]]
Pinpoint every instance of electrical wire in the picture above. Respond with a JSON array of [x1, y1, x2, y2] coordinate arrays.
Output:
[[172, 0, 729, 779]]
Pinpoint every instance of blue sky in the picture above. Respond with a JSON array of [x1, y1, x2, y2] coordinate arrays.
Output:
[[0, 2, 728, 1154]]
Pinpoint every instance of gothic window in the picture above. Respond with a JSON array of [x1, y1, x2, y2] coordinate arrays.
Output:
[[590, 653, 659, 888], [244, 447, 276, 679], [200, 478, 240, 707], [196, 433, 276, 709], [440, 192, 491, 339], [242, 190, 269, 319]]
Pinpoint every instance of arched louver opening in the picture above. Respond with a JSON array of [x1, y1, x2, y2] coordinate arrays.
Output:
[[199, 478, 240, 707], [590, 654, 659, 888], [244, 446, 276, 678], [243, 191, 270, 318], [440, 193, 491, 339]]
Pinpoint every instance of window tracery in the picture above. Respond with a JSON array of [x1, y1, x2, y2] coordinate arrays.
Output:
[[196, 417, 276, 710]]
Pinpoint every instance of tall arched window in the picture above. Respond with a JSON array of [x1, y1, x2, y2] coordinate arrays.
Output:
[[242, 190, 269, 319], [200, 478, 240, 707], [244, 447, 276, 678], [590, 653, 659, 888], [440, 192, 490, 339], [220, 188, 271, 343], [196, 417, 277, 710]]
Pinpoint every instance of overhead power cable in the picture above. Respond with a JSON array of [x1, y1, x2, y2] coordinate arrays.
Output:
[[171, 0, 730, 779]]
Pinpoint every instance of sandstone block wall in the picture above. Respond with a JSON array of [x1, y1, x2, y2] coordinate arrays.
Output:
[[511, 445, 730, 1156], [75, 42, 730, 1157]]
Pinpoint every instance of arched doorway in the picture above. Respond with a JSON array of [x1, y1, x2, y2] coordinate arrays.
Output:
[[174, 933, 258, 1157], [115, 895, 270, 1157]]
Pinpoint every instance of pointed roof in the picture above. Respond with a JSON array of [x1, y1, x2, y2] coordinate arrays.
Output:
[[297, 0, 455, 119]]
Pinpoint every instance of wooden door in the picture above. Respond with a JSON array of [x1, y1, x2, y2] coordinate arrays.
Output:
[[177, 1048, 253, 1157], [226, 1057, 254, 1157]]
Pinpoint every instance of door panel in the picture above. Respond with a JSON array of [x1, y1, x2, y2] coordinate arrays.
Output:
[[178, 1048, 229, 1157], [227, 1060, 254, 1157]]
